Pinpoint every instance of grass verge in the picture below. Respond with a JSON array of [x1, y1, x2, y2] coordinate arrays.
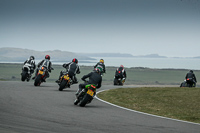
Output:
[[97, 87, 200, 124]]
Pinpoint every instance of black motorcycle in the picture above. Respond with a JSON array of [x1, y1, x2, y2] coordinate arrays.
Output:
[[113, 74, 125, 86], [74, 84, 96, 107], [180, 79, 196, 87], [57, 72, 73, 91]]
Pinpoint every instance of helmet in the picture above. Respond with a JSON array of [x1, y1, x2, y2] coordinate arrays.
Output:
[[30, 56, 35, 60], [120, 65, 124, 68], [190, 70, 193, 73], [45, 55, 50, 60], [100, 59, 104, 63], [72, 58, 78, 63]]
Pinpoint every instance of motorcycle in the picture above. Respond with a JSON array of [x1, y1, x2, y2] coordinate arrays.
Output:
[[113, 74, 125, 86], [180, 79, 196, 87], [74, 84, 96, 107], [21, 63, 33, 82], [34, 66, 53, 86], [57, 72, 73, 91]]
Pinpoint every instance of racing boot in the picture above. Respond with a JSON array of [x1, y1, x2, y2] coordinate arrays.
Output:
[[55, 79, 60, 83], [75, 88, 82, 98]]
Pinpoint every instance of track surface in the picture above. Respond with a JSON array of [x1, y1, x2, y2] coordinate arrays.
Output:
[[0, 81, 199, 133]]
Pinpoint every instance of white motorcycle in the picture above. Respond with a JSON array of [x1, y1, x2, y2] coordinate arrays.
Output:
[[21, 63, 34, 82]]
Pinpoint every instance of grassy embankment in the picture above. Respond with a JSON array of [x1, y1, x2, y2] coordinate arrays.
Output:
[[1, 63, 200, 86], [97, 87, 200, 124]]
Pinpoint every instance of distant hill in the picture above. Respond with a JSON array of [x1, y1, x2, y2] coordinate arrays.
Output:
[[1, 47, 199, 63], [0, 47, 94, 62]]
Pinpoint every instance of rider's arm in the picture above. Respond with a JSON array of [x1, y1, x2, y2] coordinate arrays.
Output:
[[81, 72, 92, 81], [63, 62, 70, 68], [76, 66, 80, 74], [103, 64, 106, 73], [94, 63, 98, 68], [124, 70, 127, 78], [185, 73, 188, 80], [37, 60, 44, 68], [24, 60, 27, 65], [193, 74, 197, 82], [33, 63, 36, 69]]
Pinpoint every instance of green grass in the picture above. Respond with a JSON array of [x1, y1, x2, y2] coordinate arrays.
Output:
[[97, 87, 200, 123], [0, 63, 200, 86]]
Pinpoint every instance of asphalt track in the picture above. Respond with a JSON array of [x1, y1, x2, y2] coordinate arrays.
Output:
[[0, 81, 200, 133]]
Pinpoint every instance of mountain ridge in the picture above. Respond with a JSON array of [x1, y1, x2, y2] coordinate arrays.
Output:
[[0, 47, 199, 62]]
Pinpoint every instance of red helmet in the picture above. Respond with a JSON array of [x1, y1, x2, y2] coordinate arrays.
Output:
[[72, 58, 78, 63], [120, 65, 124, 68], [45, 55, 50, 60]]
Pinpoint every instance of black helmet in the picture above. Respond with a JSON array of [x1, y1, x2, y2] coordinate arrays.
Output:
[[30, 56, 35, 60], [45, 55, 50, 60], [190, 70, 193, 73], [72, 58, 78, 63]]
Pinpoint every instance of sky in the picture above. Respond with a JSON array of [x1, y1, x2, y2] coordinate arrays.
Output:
[[0, 0, 200, 57]]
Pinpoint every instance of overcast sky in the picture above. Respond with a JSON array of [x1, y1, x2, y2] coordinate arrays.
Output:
[[0, 0, 200, 57]]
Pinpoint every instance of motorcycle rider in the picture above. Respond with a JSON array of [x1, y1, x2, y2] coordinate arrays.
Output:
[[185, 70, 197, 87], [115, 65, 127, 83], [32, 55, 52, 82], [22, 56, 36, 81], [75, 68, 102, 97], [94, 59, 106, 74], [55, 58, 80, 84]]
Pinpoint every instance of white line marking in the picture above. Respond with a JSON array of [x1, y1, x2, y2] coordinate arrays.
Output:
[[95, 89, 200, 126]]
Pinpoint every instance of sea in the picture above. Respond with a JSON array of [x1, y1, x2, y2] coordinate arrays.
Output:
[[55, 57, 200, 70], [1, 57, 200, 70], [81, 57, 200, 70]]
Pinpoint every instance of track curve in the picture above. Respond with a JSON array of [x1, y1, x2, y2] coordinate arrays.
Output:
[[0, 81, 199, 133]]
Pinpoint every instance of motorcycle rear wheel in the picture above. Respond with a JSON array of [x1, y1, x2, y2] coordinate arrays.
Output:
[[34, 75, 42, 86], [59, 80, 67, 91], [21, 71, 27, 81], [114, 78, 118, 85], [79, 94, 92, 107]]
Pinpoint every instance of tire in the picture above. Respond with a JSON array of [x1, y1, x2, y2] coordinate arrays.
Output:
[[59, 80, 67, 91], [79, 94, 92, 107], [34, 75, 42, 86], [119, 80, 123, 86], [114, 78, 118, 85], [21, 71, 27, 81]]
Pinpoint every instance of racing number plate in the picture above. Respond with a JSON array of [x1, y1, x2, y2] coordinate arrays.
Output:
[[63, 75, 69, 80], [87, 89, 94, 96], [39, 70, 44, 75]]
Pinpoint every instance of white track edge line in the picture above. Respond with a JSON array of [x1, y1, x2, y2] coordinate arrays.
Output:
[[95, 89, 200, 126]]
